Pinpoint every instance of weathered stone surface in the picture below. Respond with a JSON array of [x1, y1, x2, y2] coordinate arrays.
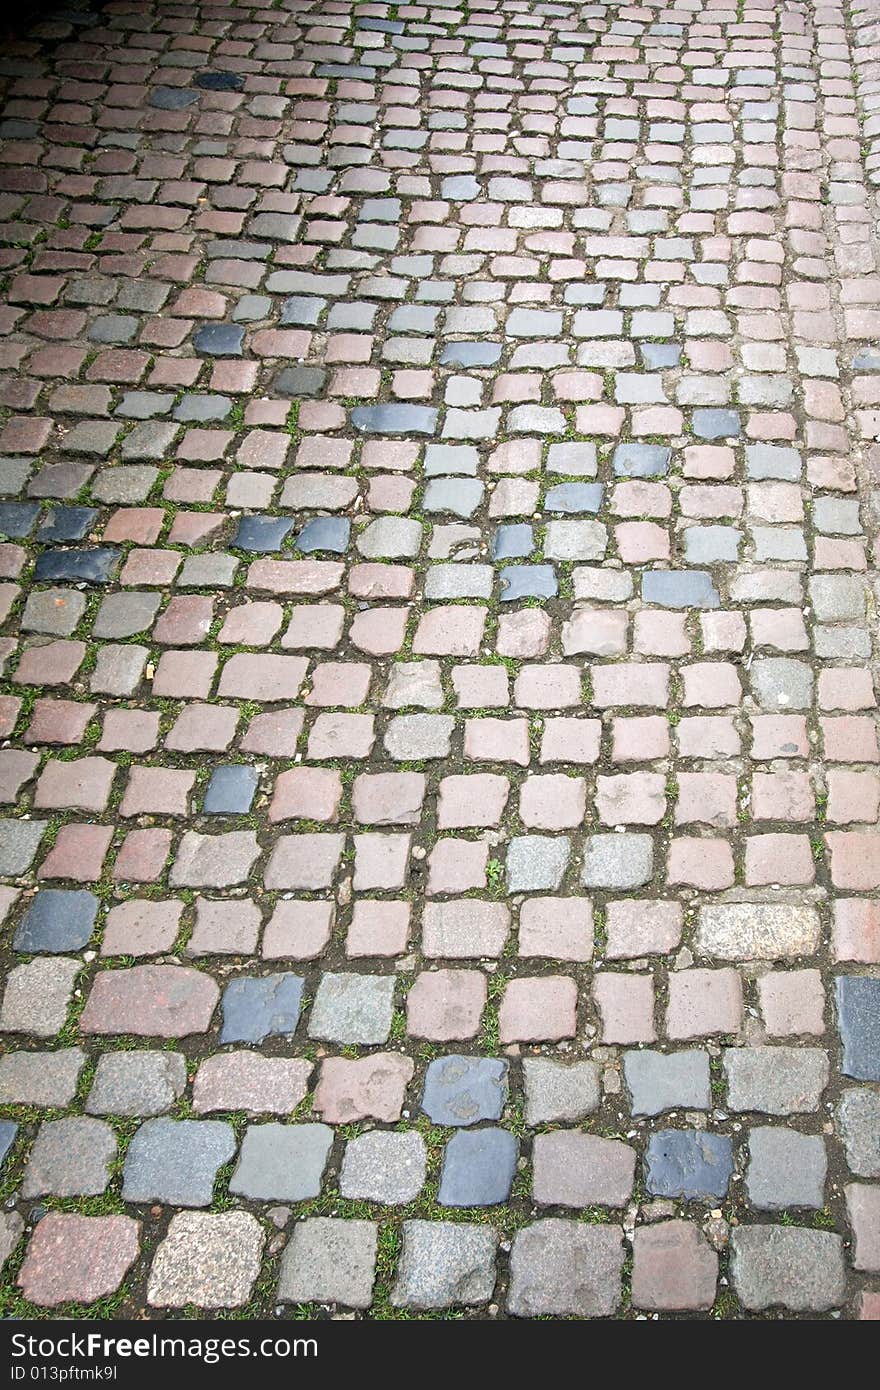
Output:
[[0, 957, 80, 1037], [193, 1053, 312, 1116], [723, 1047, 830, 1114], [836, 976, 880, 1081], [641, 569, 719, 608], [508, 1220, 624, 1317], [122, 1119, 235, 1206], [421, 1055, 507, 1126], [837, 1088, 880, 1177], [18, 1214, 139, 1307], [506, 835, 570, 891], [308, 972, 395, 1044], [745, 1127, 827, 1209], [624, 1050, 711, 1116], [422, 900, 509, 957], [846, 1183, 880, 1271], [81, 966, 219, 1037], [499, 976, 577, 1043], [278, 1219, 377, 1309], [0, 1212, 24, 1271], [219, 973, 304, 1044], [148, 1212, 264, 1308], [13, 889, 98, 956], [645, 1130, 734, 1200], [392, 1221, 497, 1309], [0, 1120, 17, 1173], [170, 831, 260, 887], [0, 818, 47, 875], [0, 0, 871, 1324], [696, 903, 820, 959], [86, 1051, 187, 1116], [352, 404, 437, 435], [632, 1221, 718, 1311], [0, 1047, 85, 1106], [314, 1053, 413, 1123], [522, 1059, 601, 1125], [533, 1132, 636, 1208], [22, 1118, 117, 1197], [581, 833, 654, 888], [438, 1128, 517, 1206], [231, 1123, 333, 1201], [731, 1226, 846, 1311], [340, 1130, 426, 1204]]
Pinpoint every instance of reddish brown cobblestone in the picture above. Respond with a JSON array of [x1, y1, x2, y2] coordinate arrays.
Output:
[[0, 0, 878, 1323]]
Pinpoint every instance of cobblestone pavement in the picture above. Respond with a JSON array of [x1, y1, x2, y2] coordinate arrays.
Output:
[[0, 0, 878, 1323]]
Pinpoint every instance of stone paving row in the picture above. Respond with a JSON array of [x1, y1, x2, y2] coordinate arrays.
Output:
[[0, 0, 878, 1320]]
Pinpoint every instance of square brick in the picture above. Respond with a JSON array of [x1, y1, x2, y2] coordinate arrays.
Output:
[[39, 824, 113, 882], [593, 972, 655, 1044], [826, 770, 880, 824], [347, 901, 411, 958], [519, 898, 593, 962], [307, 662, 372, 708], [264, 833, 345, 890], [427, 839, 488, 895], [282, 604, 346, 651], [758, 970, 825, 1037], [540, 717, 601, 764], [666, 968, 743, 1039], [596, 772, 666, 826], [499, 977, 577, 1043], [827, 832, 880, 890], [463, 717, 530, 767], [675, 773, 737, 828], [241, 709, 304, 756], [677, 716, 740, 759], [520, 774, 586, 829], [632, 611, 689, 657], [667, 837, 735, 890], [438, 774, 509, 829], [592, 663, 669, 708], [112, 829, 173, 883], [102, 900, 183, 956], [452, 664, 509, 709], [152, 651, 217, 699], [308, 714, 376, 760], [99, 709, 160, 753], [605, 900, 682, 959], [166, 704, 239, 753], [611, 716, 670, 762], [821, 717, 879, 764], [262, 901, 334, 960], [34, 757, 116, 813], [681, 662, 742, 708], [25, 699, 95, 747], [352, 773, 425, 827], [413, 607, 486, 656], [121, 767, 195, 818], [270, 768, 342, 823], [751, 771, 814, 821], [751, 715, 809, 760], [832, 901, 880, 964], [15, 642, 86, 689], [353, 833, 410, 890], [181, 897, 259, 956], [745, 834, 815, 886], [514, 665, 582, 709], [819, 668, 876, 712], [407, 970, 486, 1041]]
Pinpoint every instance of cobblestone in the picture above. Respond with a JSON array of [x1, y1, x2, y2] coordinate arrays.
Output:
[[0, 0, 877, 1322]]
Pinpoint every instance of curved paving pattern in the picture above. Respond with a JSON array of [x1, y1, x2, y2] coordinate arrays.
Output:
[[0, 0, 879, 1320]]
